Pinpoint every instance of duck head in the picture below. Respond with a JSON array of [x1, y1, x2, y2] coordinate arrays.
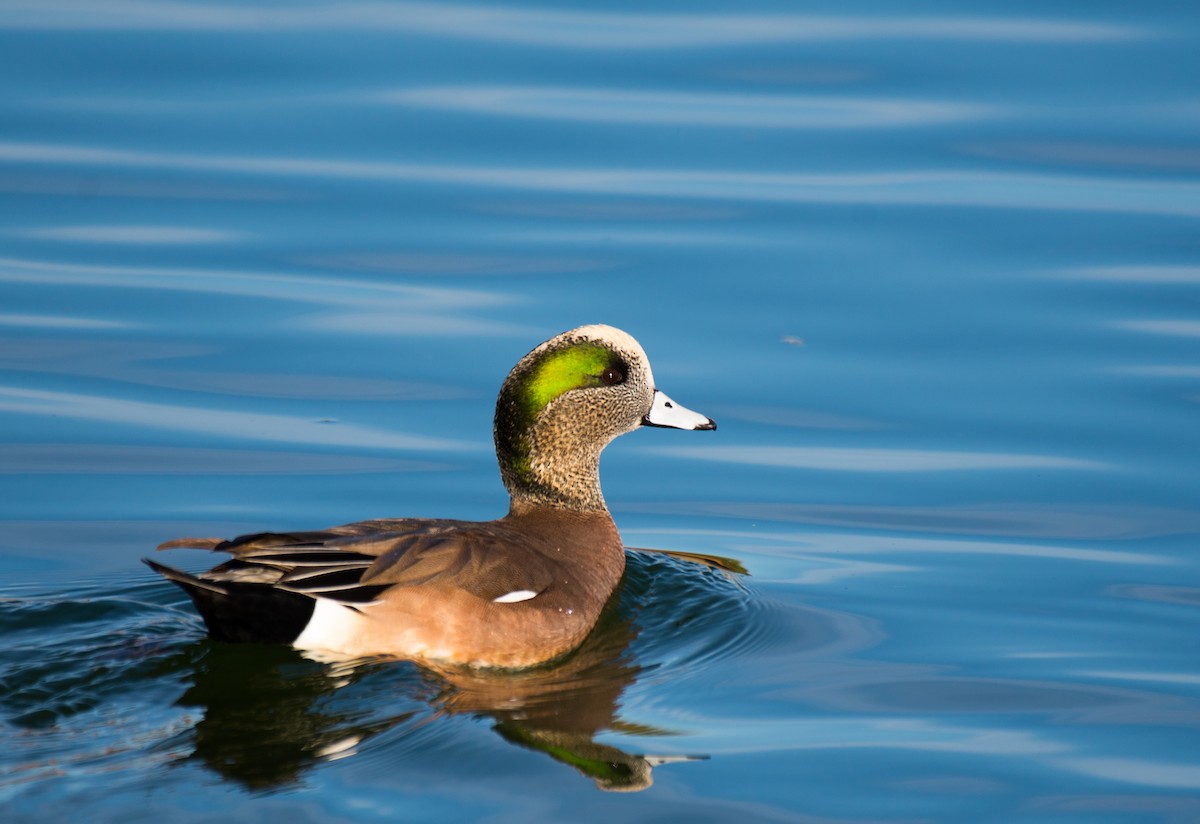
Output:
[[494, 324, 715, 512]]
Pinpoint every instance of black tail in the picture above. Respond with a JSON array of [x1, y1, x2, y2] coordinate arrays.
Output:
[[144, 558, 315, 645]]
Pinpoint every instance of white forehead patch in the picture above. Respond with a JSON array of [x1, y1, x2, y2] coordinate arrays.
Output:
[[493, 589, 539, 603]]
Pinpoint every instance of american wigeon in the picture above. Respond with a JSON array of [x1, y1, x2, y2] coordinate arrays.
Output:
[[146, 324, 715, 668]]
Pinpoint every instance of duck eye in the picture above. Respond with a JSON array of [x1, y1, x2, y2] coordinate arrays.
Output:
[[599, 367, 626, 386]]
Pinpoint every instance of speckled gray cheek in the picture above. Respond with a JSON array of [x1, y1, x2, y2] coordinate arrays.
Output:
[[524, 380, 648, 505], [523, 394, 613, 508], [492, 328, 660, 512]]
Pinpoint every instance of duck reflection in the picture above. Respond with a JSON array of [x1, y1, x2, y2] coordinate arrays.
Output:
[[169, 548, 739, 792]]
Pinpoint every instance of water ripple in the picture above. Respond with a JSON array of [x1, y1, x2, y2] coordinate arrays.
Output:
[[1115, 320, 1200, 339], [0, 339, 465, 400], [383, 86, 993, 128], [647, 444, 1103, 472], [0, 583, 198, 796], [1060, 265, 1200, 284], [0, 314, 128, 330], [0, 546, 765, 796], [3, 143, 1198, 216], [1056, 757, 1200, 790], [304, 250, 610, 277], [0, 256, 509, 311], [620, 549, 755, 674], [627, 525, 1172, 565], [18, 225, 241, 245], [0, 3, 1147, 46], [824, 502, 1196, 542], [0, 386, 475, 452], [0, 444, 450, 476]]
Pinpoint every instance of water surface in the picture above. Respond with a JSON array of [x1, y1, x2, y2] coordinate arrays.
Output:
[[2, 2, 1199, 821]]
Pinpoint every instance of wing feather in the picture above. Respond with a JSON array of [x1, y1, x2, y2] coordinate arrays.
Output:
[[158, 520, 556, 607]]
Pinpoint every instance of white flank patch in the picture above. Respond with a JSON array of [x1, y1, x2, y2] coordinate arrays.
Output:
[[493, 589, 538, 604], [293, 597, 363, 653]]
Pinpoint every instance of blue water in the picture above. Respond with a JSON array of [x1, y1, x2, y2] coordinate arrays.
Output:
[[3, 2, 1200, 820]]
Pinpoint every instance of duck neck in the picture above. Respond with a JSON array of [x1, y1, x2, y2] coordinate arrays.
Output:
[[504, 434, 608, 512], [494, 379, 617, 513]]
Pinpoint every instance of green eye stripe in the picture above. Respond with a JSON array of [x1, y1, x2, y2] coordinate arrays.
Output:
[[522, 343, 614, 416], [494, 340, 622, 496]]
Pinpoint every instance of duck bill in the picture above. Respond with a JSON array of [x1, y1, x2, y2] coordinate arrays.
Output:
[[642, 390, 716, 431]]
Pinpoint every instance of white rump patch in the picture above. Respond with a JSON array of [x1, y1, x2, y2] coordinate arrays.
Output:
[[493, 589, 539, 604], [294, 597, 363, 653]]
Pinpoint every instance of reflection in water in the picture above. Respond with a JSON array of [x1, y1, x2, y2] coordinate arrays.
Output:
[[169, 643, 418, 791], [0, 550, 743, 796], [425, 605, 678, 793], [168, 548, 742, 793]]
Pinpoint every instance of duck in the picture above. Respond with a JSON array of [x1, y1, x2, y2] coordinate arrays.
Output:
[[146, 324, 715, 668]]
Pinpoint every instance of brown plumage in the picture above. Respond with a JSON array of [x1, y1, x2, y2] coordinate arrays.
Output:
[[147, 324, 714, 667]]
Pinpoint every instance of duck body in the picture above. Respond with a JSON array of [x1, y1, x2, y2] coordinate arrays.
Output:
[[148, 325, 714, 668], [149, 507, 622, 668]]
